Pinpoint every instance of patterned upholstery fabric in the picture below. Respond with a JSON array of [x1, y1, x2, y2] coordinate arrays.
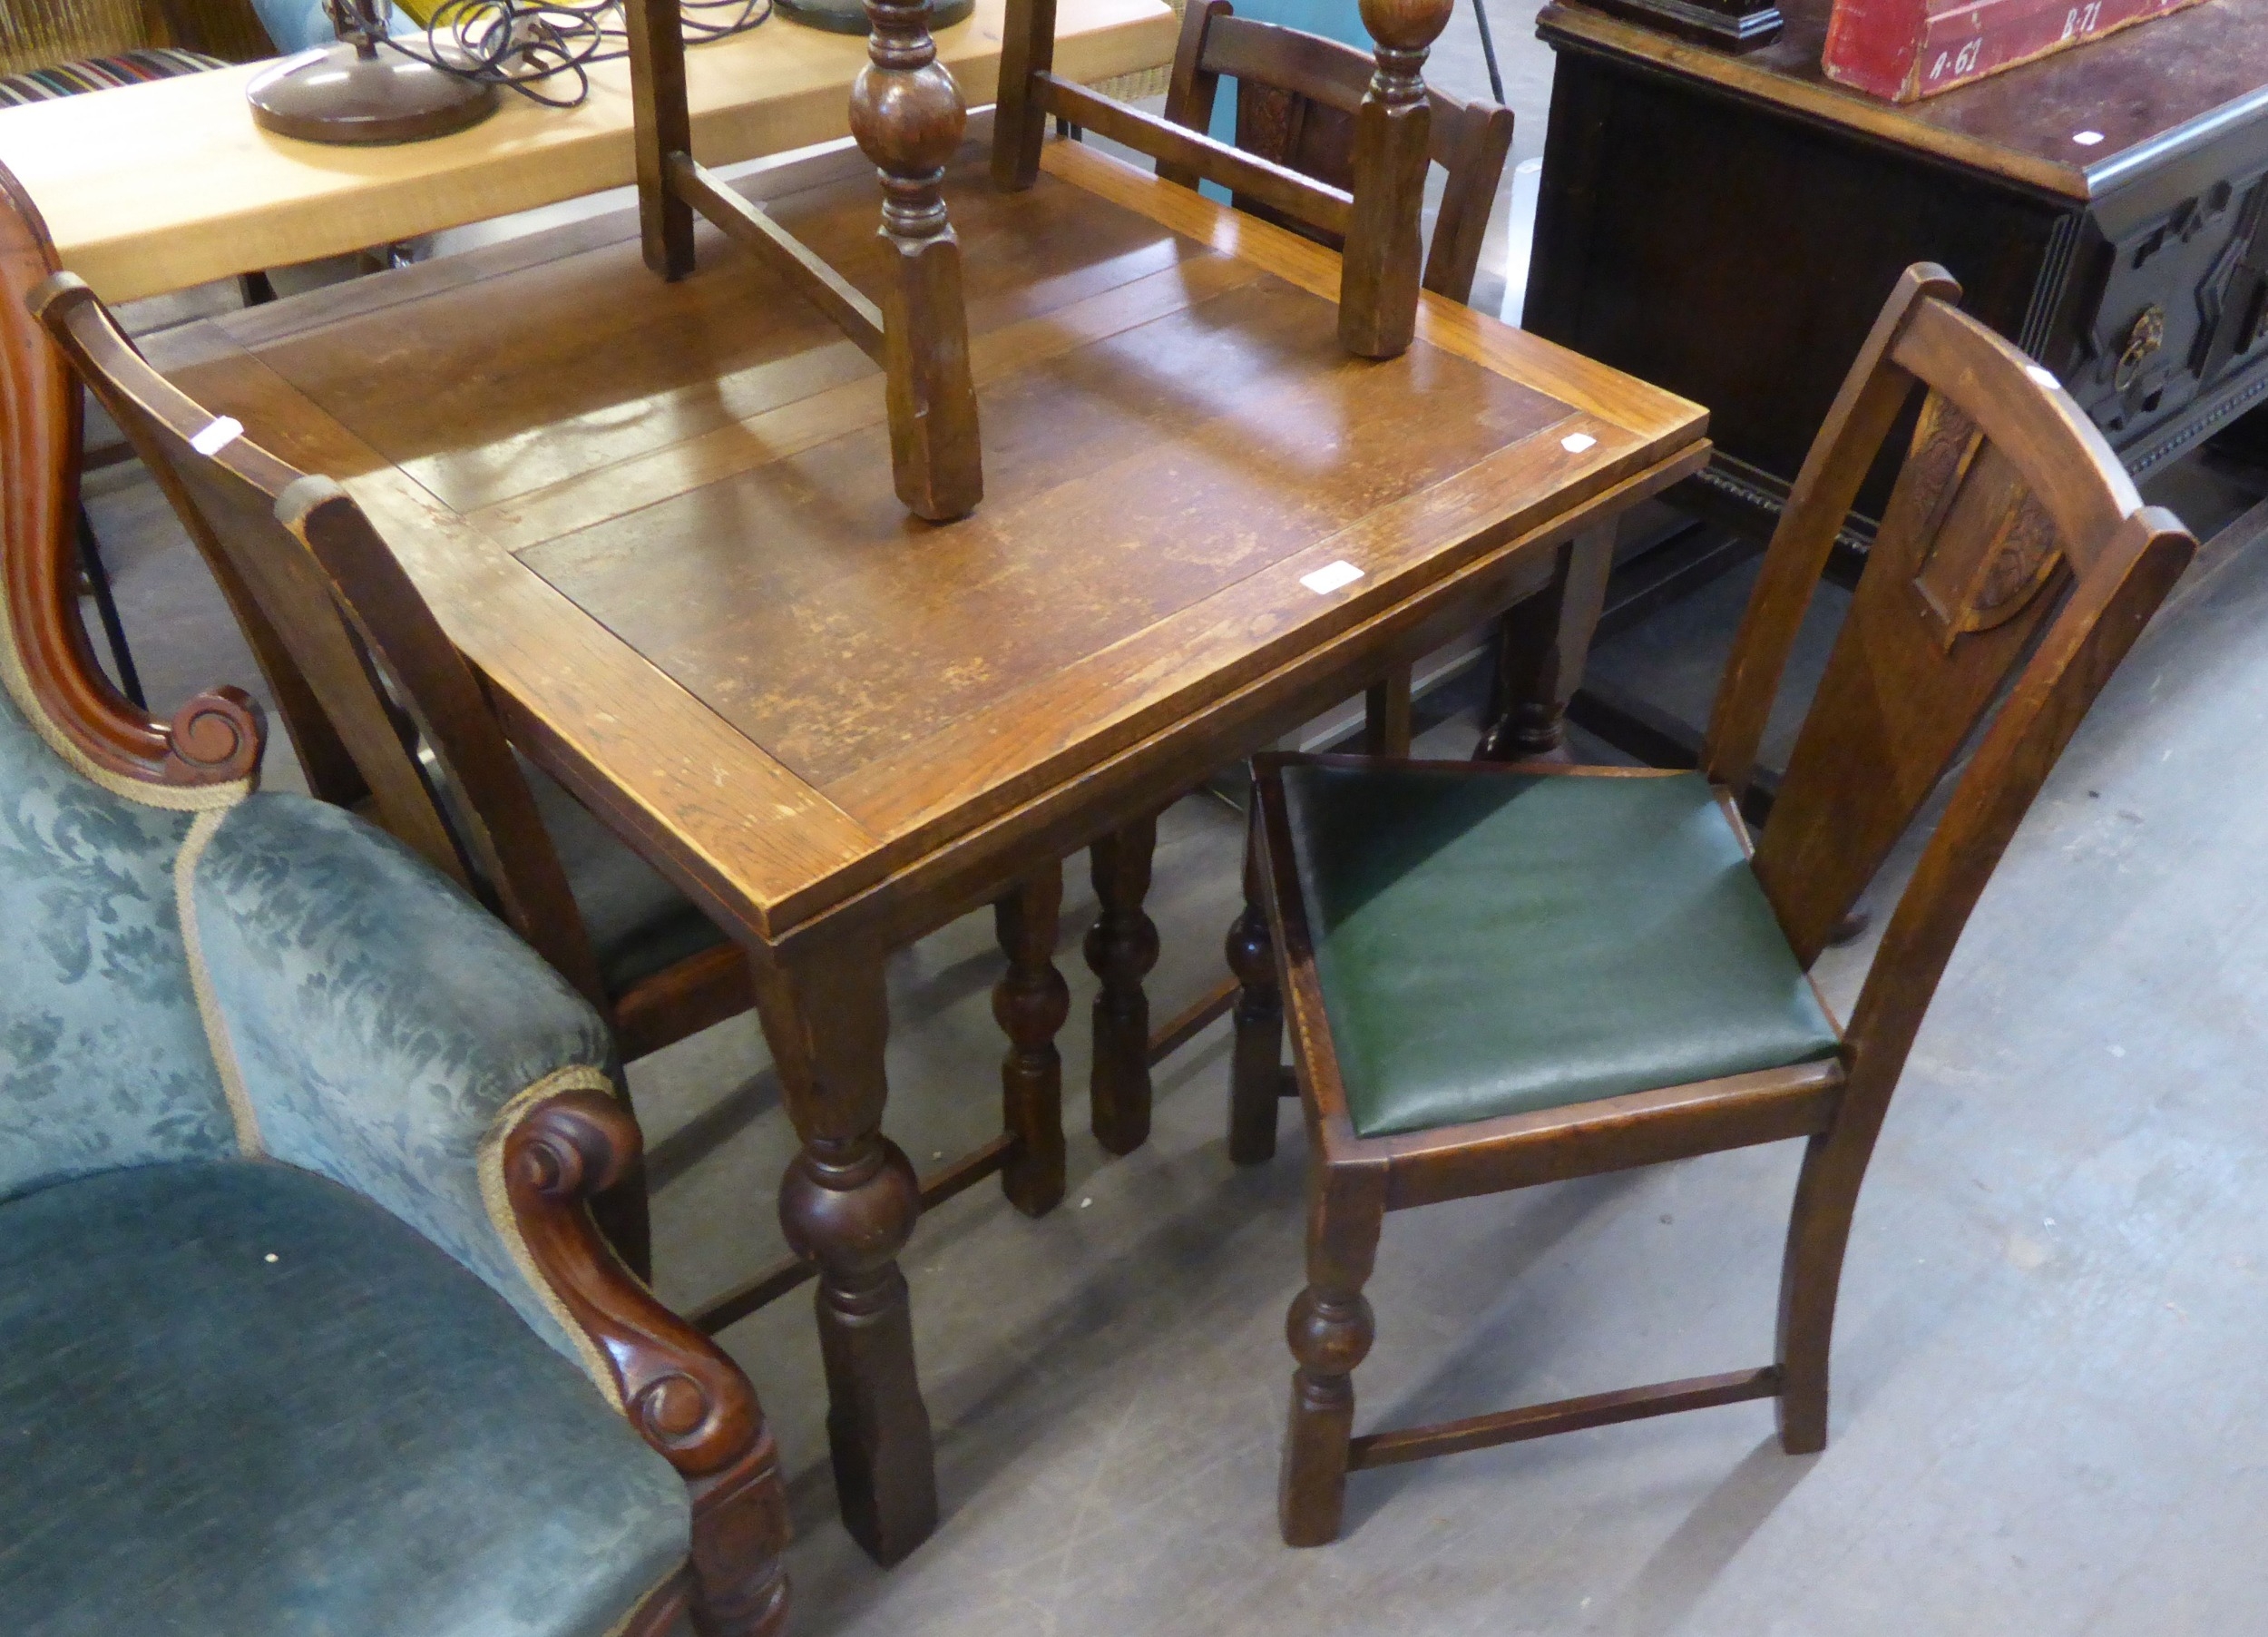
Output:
[[0, 695, 236, 1203], [0, 1160, 689, 1637], [0, 46, 225, 105], [0, 650, 687, 1632], [191, 790, 616, 1360]]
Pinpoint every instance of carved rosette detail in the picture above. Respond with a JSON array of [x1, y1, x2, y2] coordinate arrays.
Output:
[[164, 685, 266, 783]]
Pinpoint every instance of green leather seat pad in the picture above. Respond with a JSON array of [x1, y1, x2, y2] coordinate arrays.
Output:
[[1278, 764, 1841, 1138], [0, 1159, 689, 1637]]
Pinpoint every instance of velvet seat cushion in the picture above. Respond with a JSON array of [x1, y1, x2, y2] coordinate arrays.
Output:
[[1279, 764, 1842, 1139], [0, 1160, 689, 1637]]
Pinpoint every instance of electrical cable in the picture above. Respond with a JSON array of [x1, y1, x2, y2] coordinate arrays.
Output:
[[367, 0, 772, 109]]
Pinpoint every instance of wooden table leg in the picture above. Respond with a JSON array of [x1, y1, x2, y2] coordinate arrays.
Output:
[[1087, 814, 1159, 1154], [1477, 520, 1616, 760], [757, 948, 937, 1565], [994, 865, 1069, 1215]]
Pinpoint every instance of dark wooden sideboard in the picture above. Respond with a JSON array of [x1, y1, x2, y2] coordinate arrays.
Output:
[[1526, 0, 2268, 545]]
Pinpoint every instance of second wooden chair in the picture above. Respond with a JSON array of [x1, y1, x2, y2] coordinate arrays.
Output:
[[1234, 263, 2196, 1544]]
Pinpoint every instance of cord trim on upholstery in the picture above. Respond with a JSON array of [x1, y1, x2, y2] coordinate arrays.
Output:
[[479, 1065, 634, 1407], [0, 603, 251, 812], [173, 805, 263, 1156]]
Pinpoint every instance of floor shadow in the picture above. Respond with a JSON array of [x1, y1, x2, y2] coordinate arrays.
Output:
[[1589, 1436, 1814, 1637]]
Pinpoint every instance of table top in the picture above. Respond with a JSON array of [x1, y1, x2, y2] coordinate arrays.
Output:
[[1540, 0, 2268, 202], [148, 135, 1707, 952], [0, 0, 1170, 302]]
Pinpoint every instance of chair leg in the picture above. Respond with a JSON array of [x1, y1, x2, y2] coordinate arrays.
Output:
[[1087, 816, 1159, 1155], [1774, 1118, 1878, 1455], [1226, 809, 1283, 1164], [994, 864, 1069, 1216], [1364, 665, 1413, 756], [1281, 1162, 1385, 1546]]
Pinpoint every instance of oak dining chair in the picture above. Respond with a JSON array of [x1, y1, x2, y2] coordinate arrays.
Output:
[[1229, 262, 2196, 1544], [1161, 0, 1512, 307]]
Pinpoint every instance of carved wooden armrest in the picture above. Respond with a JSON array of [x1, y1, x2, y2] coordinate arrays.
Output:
[[502, 1090, 790, 1637]]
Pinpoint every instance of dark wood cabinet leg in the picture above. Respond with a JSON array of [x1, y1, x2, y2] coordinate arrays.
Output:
[[1226, 808, 1284, 1165], [1477, 521, 1614, 760], [994, 865, 1069, 1216], [1280, 1162, 1384, 1546], [758, 949, 937, 1565], [1087, 815, 1159, 1155]]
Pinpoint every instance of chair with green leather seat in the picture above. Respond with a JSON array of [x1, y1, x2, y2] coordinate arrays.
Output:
[[0, 303, 787, 1631], [1228, 262, 2198, 1545]]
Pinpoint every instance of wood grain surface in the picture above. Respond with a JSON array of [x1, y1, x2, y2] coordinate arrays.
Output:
[[0, 0, 1174, 301], [146, 134, 1707, 947], [1541, 0, 2268, 201]]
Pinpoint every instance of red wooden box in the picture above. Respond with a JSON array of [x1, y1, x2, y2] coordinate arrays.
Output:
[[1822, 0, 2210, 102]]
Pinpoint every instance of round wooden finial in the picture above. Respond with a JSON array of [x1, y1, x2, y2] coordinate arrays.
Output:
[[1358, 0, 1452, 54]]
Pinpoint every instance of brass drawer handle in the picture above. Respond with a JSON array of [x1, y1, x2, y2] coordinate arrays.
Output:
[[2115, 304, 2165, 391]]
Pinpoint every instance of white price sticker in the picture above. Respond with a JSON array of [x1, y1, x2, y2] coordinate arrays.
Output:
[[1299, 560, 1364, 595], [189, 417, 243, 456]]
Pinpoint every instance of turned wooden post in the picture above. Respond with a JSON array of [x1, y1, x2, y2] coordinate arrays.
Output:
[[1338, 0, 1452, 359], [851, 0, 984, 522], [1087, 816, 1159, 1155], [1280, 1162, 1384, 1547], [993, 867, 1070, 1216], [758, 953, 937, 1566]]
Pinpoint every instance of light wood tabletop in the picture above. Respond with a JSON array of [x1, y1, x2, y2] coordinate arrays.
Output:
[[0, 0, 1171, 301], [143, 132, 1708, 1563]]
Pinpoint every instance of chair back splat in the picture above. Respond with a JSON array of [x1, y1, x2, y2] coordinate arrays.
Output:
[[1703, 265, 2195, 974], [1160, 0, 1511, 305], [994, 0, 1456, 356], [623, 0, 982, 522], [32, 273, 610, 1011]]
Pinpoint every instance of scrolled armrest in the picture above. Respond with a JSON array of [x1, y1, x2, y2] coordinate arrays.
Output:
[[501, 1089, 790, 1637]]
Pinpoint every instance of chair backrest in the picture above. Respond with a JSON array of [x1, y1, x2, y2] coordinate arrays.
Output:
[[32, 271, 611, 1008], [0, 161, 261, 788], [994, 0, 1455, 358], [1160, 0, 1511, 305], [1702, 263, 2194, 1062]]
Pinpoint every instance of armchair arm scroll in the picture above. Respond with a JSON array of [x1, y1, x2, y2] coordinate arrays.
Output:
[[502, 1088, 790, 1637]]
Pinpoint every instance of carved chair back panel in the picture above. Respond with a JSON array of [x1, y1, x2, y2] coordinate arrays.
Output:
[[1741, 295, 2155, 965]]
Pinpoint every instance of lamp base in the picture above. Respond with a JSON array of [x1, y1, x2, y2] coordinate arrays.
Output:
[[776, 0, 975, 32], [247, 41, 499, 145]]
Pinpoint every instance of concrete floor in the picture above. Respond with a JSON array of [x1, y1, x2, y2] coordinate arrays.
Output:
[[78, 5, 2268, 1627]]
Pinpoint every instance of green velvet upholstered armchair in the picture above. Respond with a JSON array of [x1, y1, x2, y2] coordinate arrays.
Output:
[[0, 437, 790, 1628]]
